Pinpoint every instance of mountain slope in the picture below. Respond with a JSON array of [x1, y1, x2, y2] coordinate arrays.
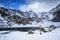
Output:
[[0, 4, 60, 27], [49, 4, 60, 22]]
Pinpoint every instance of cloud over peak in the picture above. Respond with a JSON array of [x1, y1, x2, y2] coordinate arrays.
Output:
[[19, 0, 60, 12]]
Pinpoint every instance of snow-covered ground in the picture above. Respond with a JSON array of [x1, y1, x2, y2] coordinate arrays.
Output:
[[11, 21, 39, 27], [0, 28, 60, 40], [42, 21, 60, 27], [0, 19, 60, 40], [11, 21, 60, 27]]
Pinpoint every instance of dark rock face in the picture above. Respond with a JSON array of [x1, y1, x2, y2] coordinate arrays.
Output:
[[0, 9, 10, 17], [52, 9, 60, 22], [51, 4, 60, 22], [0, 7, 38, 25]]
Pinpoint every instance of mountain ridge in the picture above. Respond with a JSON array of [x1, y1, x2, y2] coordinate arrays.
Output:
[[0, 4, 60, 27]]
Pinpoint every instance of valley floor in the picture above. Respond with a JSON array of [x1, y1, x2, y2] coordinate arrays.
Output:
[[0, 28, 60, 40], [0, 21, 60, 40]]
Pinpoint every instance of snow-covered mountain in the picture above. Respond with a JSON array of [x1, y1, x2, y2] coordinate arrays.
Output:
[[49, 4, 60, 22], [38, 4, 60, 22], [0, 4, 60, 27], [0, 7, 39, 27]]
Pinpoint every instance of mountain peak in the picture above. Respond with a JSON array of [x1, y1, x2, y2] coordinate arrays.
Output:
[[56, 4, 60, 8]]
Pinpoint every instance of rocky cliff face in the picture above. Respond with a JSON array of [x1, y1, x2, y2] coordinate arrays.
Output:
[[50, 4, 60, 22]]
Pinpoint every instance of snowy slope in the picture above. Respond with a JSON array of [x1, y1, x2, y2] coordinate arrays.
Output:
[[0, 28, 60, 40], [42, 21, 60, 27]]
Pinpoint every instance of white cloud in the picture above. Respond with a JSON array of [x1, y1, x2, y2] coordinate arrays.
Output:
[[0, 4, 4, 7], [19, 5, 30, 12], [19, 0, 60, 12], [9, 7, 14, 9], [19, 2, 51, 12], [26, 0, 60, 4]]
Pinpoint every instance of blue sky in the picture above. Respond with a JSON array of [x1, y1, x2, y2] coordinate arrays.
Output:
[[0, 0, 27, 9], [0, 0, 60, 12]]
